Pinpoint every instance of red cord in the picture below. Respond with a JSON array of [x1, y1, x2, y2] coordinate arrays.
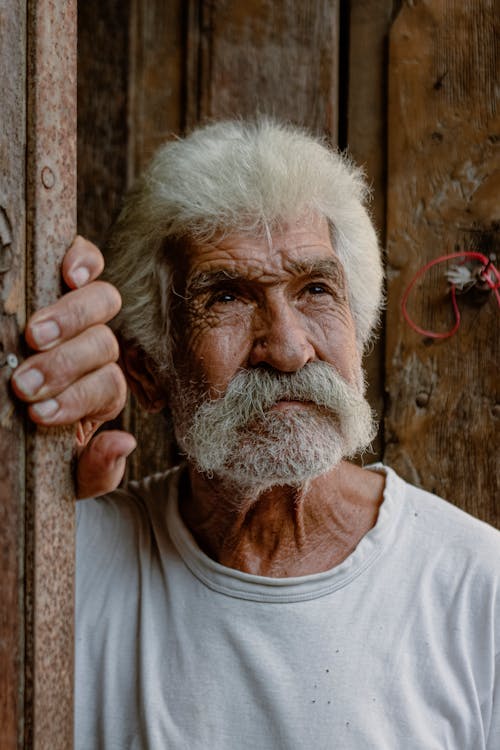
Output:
[[401, 251, 500, 339]]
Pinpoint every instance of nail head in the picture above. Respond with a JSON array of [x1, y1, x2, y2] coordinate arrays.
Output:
[[41, 166, 56, 189], [6, 353, 18, 368]]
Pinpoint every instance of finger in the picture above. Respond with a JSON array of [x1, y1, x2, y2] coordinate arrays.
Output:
[[27, 362, 127, 426], [24, 281, 121, 351], [11, 325, 119, 403], [62, 235, 105, 289], [76, 430, 137, 499]]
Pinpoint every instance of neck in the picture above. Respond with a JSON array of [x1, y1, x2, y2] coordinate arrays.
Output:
[[179, 461, 385, 577]]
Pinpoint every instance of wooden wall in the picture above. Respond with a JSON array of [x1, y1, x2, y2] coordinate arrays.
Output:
[[1, 1, 77, 747], [385, 1, 499, 527], [78, 0, 499, 527]]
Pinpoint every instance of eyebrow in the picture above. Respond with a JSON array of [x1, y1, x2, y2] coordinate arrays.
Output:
[[185, 257, 346, 298], [286, 257, 345, 282], [185, 269, 243, 298]]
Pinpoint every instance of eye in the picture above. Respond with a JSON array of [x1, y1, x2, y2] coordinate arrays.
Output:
[[216, 292, 236, 303], [305, 283, 329, 296], [207, 290, 238, 307]]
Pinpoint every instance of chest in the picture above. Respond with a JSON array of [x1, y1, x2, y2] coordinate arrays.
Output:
[[75, 571, 487, 750]]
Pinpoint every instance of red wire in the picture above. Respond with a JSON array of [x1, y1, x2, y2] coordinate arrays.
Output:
[[401, 251, 500, 339]]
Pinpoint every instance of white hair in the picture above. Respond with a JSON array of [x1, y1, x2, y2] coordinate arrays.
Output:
[[104, 118, 383, 369]]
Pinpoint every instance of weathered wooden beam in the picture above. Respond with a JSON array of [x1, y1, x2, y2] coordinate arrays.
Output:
[[124, 0, 185, 481], [385, 0, 499, 525], [128, 0, 185, 175], [347, 0, 394, 461], [25, 0, 77, 746], [0, 1, 27, 745], [186, 0, 340, 140], [77, 0, 130, 245], [348, 0, 393, 238]]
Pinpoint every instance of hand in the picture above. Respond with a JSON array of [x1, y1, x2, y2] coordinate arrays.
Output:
[[11, 236, 136, 498]]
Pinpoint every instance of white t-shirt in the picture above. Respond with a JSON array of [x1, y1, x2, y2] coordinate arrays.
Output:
[[75, 464, 500, 750]]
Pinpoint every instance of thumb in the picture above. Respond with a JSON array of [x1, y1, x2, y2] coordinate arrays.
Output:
[[76, 430, 136, 499]]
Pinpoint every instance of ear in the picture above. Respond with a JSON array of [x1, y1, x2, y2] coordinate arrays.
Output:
[[119, 342, 168, 413]]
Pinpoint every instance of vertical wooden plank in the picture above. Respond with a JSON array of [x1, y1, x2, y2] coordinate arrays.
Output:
[[0, 0, 27, 745], [25, 0, 77, 746], [347, 0, 394, 461], [125, 0, 185, 480], [386, 0, 499, 525], [77, 0, 130, 245], [187, 0, 340, 139], [128, 0, 185, 175]]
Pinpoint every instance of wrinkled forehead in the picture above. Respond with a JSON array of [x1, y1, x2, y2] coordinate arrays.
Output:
[[182, 214, 338, 279]]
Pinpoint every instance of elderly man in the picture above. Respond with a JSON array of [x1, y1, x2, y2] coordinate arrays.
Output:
[[12, 120, 499, 749]]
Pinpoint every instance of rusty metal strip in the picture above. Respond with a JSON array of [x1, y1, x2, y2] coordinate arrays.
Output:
[[0, 0, 27, 747], [25, 0, 77, 747]]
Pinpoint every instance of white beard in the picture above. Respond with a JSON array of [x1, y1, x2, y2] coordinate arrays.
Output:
[[171, 361, 376, 491]]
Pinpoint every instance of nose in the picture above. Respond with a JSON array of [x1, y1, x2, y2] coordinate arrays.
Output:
[[249, 301, 315, 372]]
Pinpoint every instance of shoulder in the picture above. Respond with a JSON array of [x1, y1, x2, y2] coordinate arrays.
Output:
[[76, 464, 184, 561], [381, 465, 500, 601], [397, 470, 500, 554]]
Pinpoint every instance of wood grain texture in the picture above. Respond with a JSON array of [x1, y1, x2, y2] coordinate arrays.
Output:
[[385, 0, 499, 525], [124, 0, 184, 480], [0, 2, 27, 746], [77, 0, 130, 245], [347, 0, 394, 462], [128, 0, 185, 175], [25, 0, 77, 745], [187, 0, 339, 138]]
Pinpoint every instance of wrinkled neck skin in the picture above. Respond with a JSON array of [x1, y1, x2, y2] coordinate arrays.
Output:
[[180, 461, 385, 578]]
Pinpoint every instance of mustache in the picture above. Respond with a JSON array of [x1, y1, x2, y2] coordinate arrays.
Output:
[[189, 361, 368, 432], [176, 360, 377, 486]]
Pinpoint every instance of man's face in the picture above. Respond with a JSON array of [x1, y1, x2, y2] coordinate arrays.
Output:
[[168, 215, 375, 488]]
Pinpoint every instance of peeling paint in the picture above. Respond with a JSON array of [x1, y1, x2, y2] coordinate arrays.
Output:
[[0, 206, 13, 247], [0, 207, 13, 273]]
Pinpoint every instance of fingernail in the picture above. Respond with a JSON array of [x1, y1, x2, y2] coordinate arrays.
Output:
[[32, 399, 59, 418], [70, 266, 90, 288], [13, 367, 44, 396], [31, 319, 61, 347]]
